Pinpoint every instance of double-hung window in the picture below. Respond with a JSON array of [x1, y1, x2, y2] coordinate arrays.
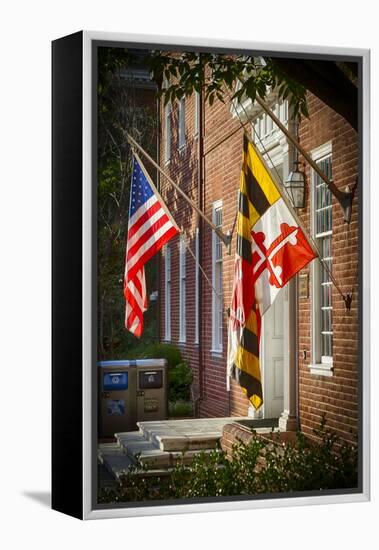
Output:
[[194, 92, 200, 138], [178, 98, 186, 150], [179, 236, 186, 342], [164, 101, 171, 163], [195, 228, 200, 344], [164, 245, 171, 341], [311, 144, 333, 375], [212, 201, 223, 353]]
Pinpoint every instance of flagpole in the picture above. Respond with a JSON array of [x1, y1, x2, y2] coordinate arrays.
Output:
[[126, 133, 232, 252], [254, 95, 355, 223], [243, 130, 349, 305], [132, 150, 181, 233], [133, 149, 224, 307]]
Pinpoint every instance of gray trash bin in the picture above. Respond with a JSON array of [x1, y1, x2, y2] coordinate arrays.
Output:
[[98, 360, 137, 438], [136, 359, 168, 422]]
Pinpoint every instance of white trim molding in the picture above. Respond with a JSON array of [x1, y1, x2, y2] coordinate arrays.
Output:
[[309, 142, 334, 376], [211, 200, 223, 353], [179, 234, 186, 343]]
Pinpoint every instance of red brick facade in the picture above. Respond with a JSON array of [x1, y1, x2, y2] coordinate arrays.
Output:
[[297, 94, 359, 443], [158, 89, 359, 443]]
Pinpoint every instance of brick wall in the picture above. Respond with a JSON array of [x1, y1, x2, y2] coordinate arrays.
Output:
[[158, 90, 359, 443], [297, 93, 359, 443], [159, 92, 251, 417]]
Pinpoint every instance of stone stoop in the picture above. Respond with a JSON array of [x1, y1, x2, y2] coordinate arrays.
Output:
[[137, 418, 246, 451], [98, 442, 134, 480], [98, 417, 246, 480]]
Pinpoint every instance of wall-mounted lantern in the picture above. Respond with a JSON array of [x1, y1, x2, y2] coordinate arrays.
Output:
[[285, 160, 306, 209]]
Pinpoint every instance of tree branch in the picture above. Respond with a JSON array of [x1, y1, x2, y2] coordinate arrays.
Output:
[[269, 58, 358, 131]]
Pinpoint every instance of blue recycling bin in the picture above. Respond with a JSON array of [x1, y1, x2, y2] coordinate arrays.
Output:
[[98, 361, 137, 438]]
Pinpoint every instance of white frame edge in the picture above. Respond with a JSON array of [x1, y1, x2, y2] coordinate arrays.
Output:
[[81, 30, 370, 520]]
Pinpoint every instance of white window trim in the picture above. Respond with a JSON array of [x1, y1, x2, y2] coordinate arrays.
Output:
[[179, 235, 186, 343], [211, 200, 223, 354], [194, 92, 200, 139], [164, 245, 171, 342], [310, 142, 334, 376], [195, 228, 200, 345], [164, 101, 171, 164], [178, 98, 186, 151]]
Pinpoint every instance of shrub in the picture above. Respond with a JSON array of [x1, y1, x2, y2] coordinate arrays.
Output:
[[98, 417, 358, 504], [128, 342, 183, 370], [168, 361, 193, 402], [168, 400, 194, 418]]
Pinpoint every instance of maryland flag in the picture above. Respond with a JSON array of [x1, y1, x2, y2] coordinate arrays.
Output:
[[227, 134, 317, 409]]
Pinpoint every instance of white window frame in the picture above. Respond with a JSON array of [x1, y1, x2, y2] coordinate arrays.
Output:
[[164, 101, 171, 163], [211, 200, 223, 354], [179, 235, 186, 343], [194, 92, 200, 138], [164, 245, 171, 341], [195, 228, 200, 344], [178, 97, 186, 150], [310, 142, 334, 377]]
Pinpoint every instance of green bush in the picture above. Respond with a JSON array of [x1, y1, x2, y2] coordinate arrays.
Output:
[[99, 417, 358, 503], [130, 342, 183, 370], [168, 400, 194, 418], [168, 361, 193, 402]]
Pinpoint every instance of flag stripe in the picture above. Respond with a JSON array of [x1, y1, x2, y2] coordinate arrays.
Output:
[[127, 211, 169, 261], [232, 365, 263, 409], [237, 203, 253, 239], [244, 165, 271, 216], [238, 192, 250, 221], [127, 219, 175, 272], [235, 339, 260, 379], [127, 199, 162, 240], [128, 194, 158, 229], [240, 327, 259, 357], [126, 280, 146, 311], [125, 284, 145, 316], [236, 234, 252, 263], [127, 225, 178, 281], [127, 207, 166, 251], [244, 137, 281, 206]]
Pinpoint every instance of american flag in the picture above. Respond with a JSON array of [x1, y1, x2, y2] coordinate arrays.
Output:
[[124, 153, 179, 337]]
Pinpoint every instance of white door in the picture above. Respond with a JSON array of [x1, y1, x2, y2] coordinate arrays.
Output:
[[262, 289, 284, 418]]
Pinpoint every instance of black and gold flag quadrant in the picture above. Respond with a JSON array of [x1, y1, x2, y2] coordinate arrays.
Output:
[[231, 134, 281, 410]]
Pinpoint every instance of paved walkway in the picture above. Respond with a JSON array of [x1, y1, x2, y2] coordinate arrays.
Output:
[[98, 417, 248, 479]]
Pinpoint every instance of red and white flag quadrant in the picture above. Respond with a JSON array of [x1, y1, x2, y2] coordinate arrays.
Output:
[[124, 268, 147, 338], [252, 197, 316, 315], [124, 154, 179, 337]]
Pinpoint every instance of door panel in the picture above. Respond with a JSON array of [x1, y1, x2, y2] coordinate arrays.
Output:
[[263, 289, 284, 418]]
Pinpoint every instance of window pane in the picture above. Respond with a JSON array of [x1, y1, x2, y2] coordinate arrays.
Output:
[[322, 309, 332, 333], [322, 334, 332, 357], [322, 283, 332, 308], [315, 154, 333, 361], [213, 204, 223, 350]]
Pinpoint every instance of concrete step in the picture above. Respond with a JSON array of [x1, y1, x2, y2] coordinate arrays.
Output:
[[137, 418, 240, 451], [98, 442, 134, 480], [115, 430, 222, 469], [117, 431, 172, 468], [153, 433, 221, 452]]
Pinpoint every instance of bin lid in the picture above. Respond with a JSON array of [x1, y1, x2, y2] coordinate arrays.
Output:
[[97, 359, 166, 368]]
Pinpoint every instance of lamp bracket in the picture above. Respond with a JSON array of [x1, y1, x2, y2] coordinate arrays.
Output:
[[329, 178, 357, 224]]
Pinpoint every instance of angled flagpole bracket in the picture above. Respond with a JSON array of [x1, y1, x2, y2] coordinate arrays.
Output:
[[337, 178, 358, 224], [253, 95, 357, 225], [126, 132, 232, 254]]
